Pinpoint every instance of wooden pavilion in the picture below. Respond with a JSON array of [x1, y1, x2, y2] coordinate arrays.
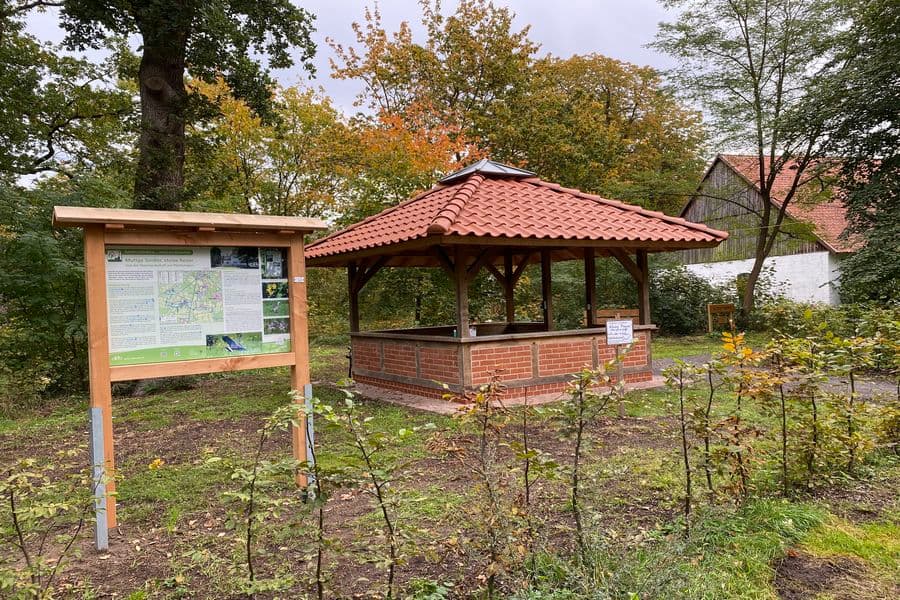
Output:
[[307, 160, 728, 400]]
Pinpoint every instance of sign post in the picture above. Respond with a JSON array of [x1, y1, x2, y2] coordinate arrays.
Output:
[[605, 318, 634, 417], [53, 207, 326, 549]]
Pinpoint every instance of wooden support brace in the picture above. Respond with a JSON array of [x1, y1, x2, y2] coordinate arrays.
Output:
[[351, 256, 388, 294], [610, 248, 643, 283], [484, 262, 505, 284], [432, 246, 455, 276], [510, 252, 532, 285], [466, 248, 498, 283]]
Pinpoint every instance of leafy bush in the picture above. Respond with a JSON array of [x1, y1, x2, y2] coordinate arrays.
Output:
[[650, 266, 730, 334], [0, 180, 129, 406], [0, 451, 93, 598], [760, 300, 900, 373]]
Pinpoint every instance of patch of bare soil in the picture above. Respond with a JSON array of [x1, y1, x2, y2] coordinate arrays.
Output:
[[811, 471, 900, 523], [48, 406, 685, 598], [775, 550, 895, 600]]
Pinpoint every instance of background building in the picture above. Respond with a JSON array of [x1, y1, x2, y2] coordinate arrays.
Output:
[[680, 154, 858, 305]]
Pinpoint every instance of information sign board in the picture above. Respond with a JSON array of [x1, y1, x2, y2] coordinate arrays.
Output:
[[53, 205, 326, 547], [606, 318, 634, 345], [106, 246, 291, 365]]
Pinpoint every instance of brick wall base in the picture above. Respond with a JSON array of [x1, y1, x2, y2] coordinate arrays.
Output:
[[351, 328, 656, 402], [353, 374, 448, 399], [355, 369, 655, 401]]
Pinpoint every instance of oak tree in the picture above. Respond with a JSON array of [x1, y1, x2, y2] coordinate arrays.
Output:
[[494, 54, 707, 213], [0, 1, 132, 180], [59, 0, 316, 210]]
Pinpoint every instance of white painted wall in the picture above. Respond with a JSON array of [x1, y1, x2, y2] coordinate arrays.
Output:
[[685, 251, 842, 305]]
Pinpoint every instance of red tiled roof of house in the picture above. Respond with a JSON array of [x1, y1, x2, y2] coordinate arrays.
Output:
[[717, 154, 858, 252], [306, 161, 728, 262]]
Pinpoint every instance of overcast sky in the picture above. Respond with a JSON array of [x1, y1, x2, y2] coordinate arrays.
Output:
[[26, 0, 678, 114]]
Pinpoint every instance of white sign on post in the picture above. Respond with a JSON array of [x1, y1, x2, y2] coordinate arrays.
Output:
[[605, 319, 634, 345]]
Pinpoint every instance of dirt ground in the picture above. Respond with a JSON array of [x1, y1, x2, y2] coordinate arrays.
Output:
[[2, 350, 897, 598]]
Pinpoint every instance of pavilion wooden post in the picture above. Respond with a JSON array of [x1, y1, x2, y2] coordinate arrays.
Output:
[[636, 250, 651, 325], [541, 249, 553, 330], [288, 234, 312, 487], [584, 247, 597, 327], [503, 251, 515, 323], [348, 262, 360, 333], [454, 246, 470, 338], [84, 225, 117, 530]]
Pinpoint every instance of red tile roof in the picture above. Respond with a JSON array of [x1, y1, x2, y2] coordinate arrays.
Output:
[[717, 154, 857, 252], [307, 162, 728, 263]]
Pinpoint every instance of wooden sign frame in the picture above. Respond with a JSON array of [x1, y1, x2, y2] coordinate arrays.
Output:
[[53, 206, 326, 542], [707, 303, 736, 333]]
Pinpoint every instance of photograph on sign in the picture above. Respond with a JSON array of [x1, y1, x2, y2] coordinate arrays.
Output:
[[105, 246, 291, 365], [605, 319, 634, 345]]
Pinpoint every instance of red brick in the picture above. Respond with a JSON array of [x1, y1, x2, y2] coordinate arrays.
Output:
[[538, 339, 593, 376], [383, 342, 416, 376], [471, 344, 532, 384], [352, 340, 380, 372], [419, 347, 460, 383]]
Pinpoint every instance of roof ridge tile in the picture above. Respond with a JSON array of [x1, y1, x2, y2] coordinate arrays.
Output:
[[427, 174, 484, 234], [308, 183, 445, 250]]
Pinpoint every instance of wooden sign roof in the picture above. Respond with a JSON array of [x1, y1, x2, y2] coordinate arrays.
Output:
[[53, 206, 327, 233]]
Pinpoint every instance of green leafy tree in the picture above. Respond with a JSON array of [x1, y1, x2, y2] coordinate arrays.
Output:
[[0, 2, 133, 180], [494, 54, 707, 213], [188, 79, 350, 218], [809, 0, 900, 302], [654, 0, 841, 317], [59, 0, 316, 209], [0, 178, 130, 399], [331, 0, 537, 150]]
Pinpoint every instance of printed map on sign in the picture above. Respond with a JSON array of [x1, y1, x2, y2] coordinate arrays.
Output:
[[105, 246, 290, 366], [158, 271, 224, 324]]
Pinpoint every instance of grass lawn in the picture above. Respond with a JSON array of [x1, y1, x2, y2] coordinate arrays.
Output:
[[0, 341, 896, 599], [651, 330, 773, 360]]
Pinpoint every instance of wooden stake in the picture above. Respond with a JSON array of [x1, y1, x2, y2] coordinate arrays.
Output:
[[616, 345, 625, 418], [84, 225, 116, 529], [288, 235, 312, 487]]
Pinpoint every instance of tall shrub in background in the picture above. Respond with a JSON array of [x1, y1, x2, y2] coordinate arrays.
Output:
[[0, 180, 127, 403], [650, 266, 728, 334]]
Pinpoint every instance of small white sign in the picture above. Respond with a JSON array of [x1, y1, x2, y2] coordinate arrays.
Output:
[[606, 319, 634, 345], [293, 276, 305, 283]]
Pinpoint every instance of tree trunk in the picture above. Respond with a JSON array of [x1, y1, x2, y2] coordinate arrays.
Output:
[[134, 39, 188, 210], [740, 252, 765, 318]]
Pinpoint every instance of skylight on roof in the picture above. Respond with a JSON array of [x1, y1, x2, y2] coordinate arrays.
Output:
[[439, 158, 536, 184]]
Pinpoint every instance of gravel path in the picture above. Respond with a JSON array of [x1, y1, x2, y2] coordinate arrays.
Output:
[[653, 354, 897, 399]]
